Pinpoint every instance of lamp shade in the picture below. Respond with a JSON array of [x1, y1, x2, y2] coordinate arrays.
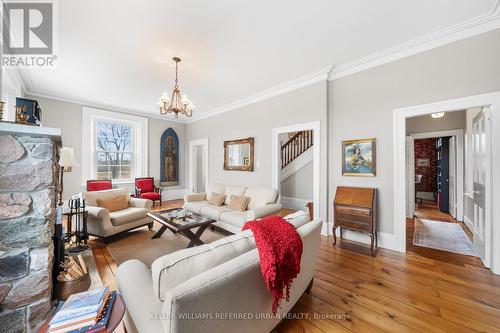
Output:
[[59, 147, 79, 167]]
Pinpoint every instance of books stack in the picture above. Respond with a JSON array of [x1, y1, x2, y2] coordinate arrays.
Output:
[[48, 287, 116, 333]]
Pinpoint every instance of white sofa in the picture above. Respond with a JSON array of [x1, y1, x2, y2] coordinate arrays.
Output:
[[116, 211, 319, 333], [83, 188, 153, 240], [183, 184, 282, 234]]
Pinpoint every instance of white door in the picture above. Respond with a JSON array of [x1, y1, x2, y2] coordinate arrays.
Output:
[[189, 139, 209, 194], [405, 136, 415, 218], [448, 136, 457, 218], [472, 109, 491, 265]]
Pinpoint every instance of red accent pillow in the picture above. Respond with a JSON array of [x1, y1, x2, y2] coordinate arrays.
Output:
[[136, 178, 154, 193], [141, 192, 161, 200], [87, 180, 112, 192]]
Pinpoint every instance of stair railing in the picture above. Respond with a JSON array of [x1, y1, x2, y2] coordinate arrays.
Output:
[[281, 130, 313, 168]]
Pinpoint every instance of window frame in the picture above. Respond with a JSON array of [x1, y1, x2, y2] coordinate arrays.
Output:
[[82, 107, 148, 186]]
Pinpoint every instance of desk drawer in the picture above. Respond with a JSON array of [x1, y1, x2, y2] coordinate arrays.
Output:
[[336, 218, 371, 232]]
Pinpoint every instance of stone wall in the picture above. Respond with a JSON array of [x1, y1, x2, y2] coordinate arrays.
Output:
[[0, 130, 60, 333]]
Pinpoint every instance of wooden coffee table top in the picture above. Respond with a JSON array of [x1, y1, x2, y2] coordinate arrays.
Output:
[[147, 208, 216, 232]]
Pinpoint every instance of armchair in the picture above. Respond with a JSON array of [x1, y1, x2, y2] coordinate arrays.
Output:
[[135, 177, 162, 206]]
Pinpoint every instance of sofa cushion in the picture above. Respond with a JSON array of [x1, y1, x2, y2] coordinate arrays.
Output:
[[140, 192, 161, 201], [283, 210, 310, 229], [200, 205, 232, 219], [224, 185, 247, 205], [206, 184, 226, 201], [244, 187, 279, 210], [83, 188, 130, 206], [228, 195, 250, 211], [208, 192, 225, 206], [109, 207, 149, 226], [96, 195, 129, 212], [219, 210, 248, 228], [151, 230, 256, 300], [183, 200, 210, 214]]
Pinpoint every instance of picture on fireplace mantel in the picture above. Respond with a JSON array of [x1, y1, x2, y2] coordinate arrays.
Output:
[[342, 138, 376, 177], [160, 128, 179, 186]]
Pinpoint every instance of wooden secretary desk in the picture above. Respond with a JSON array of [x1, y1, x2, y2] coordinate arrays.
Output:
[[333, 186, 377, 254]]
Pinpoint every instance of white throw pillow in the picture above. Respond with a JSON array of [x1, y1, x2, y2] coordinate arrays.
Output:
[[283, 210, 311, 229]]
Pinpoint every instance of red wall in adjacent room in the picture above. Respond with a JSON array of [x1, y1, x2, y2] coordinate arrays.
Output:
[[414, 138, 437, 193]]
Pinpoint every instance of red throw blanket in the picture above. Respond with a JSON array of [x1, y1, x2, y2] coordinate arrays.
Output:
[[242, 215, 303, 315]]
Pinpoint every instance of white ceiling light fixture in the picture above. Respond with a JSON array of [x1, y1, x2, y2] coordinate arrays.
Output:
[[431, 112, 445, 119], [157, 57, 195, 118]]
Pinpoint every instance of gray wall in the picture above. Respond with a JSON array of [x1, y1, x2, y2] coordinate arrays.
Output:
[[186, 81, 328, 221], [328, 28, 500, 234], [406, 110, 466, 134], [30, 95, 187, 199], [281, 161, 313, 200]]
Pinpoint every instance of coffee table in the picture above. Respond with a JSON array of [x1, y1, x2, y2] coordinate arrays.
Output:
[[147, 208, 216, 248]]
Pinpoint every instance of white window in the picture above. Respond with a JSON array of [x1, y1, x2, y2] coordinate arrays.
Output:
[[82, 107, 148, 185]]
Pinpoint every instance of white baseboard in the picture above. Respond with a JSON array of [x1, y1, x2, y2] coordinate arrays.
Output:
[[281, 196, 310, 211], [463, 215, 474, 233], [161, 188, 189, 201], [323, 221, 398, 251]]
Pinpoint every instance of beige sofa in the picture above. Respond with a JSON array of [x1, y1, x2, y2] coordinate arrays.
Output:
[[116, 211, 319, 333], [183, 184, 282, 234], [83, 188, 153, 240]]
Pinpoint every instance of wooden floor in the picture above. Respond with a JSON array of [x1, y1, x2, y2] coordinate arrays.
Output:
[[89, 200, 500, 333]]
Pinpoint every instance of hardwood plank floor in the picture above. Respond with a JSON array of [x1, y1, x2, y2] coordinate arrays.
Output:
[[89, 200, 500, 332]]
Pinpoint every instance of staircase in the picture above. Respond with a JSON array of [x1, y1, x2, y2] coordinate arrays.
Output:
[[281, 130, 313, 168]]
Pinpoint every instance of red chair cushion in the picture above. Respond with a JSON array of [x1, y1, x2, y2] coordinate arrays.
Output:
[[140, 192, 161, 201], [87, 180, 112, 192], [136, 178, 155, 193]]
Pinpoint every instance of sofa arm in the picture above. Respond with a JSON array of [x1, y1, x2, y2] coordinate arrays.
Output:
[[184, 193, 207, 202], [116, 260, 165, 333], [86, 206, 109, 219], [246, 203, 282, 221], [129, 197, 153, 210]]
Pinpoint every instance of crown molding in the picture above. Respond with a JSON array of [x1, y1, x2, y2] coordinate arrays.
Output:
[[25, 91, 188, 124], [187, 65, 333, 123], [329, 1, 500, 81]]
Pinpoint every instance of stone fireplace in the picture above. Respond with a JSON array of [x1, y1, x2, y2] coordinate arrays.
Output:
[[0, 123, 61, 332]]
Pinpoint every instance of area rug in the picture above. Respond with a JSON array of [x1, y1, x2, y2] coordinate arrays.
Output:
[[106, 224, 226, 268], [80, 247, 103, 290], [413, 219, 475, 256]]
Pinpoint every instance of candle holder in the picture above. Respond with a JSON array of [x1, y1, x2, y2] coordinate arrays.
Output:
[[15, 105, 28, 124], [0, 101, 5, 121]]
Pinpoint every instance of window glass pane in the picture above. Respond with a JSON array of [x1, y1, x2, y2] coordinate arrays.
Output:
[[95, 119, 134, 181]]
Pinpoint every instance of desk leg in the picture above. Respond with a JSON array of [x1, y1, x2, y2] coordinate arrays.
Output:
[[332, 225, 337, 245], [369, 233, 375, 256]]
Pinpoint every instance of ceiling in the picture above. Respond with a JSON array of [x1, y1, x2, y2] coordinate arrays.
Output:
[[23, 0, 497, 121]]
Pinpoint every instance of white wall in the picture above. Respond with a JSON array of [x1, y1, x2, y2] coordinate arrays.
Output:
[[29, 95, 187, 199], [281, 161, 313, 200], [186, 81, 328, 223], [328, 28, 500, 235], [406, 110, 465, 135]]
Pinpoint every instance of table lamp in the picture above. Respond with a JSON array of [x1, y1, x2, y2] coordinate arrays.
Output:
[[58, 147, 79, 206]]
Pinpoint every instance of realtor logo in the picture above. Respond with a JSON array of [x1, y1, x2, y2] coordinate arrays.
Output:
[[2, 1, 56, 67], [3, 1, 53, 54]]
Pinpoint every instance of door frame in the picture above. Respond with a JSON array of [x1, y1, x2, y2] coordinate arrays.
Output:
[[272, 121, 320, 223], [393, 91, 500, 275], [188, 138, 209, 194], [407, 129, 464, 221]]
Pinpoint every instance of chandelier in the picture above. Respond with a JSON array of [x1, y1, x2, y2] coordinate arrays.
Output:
[[157, 57, 195, 117]]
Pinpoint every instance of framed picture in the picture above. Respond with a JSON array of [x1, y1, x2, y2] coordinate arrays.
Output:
[[416, 158, 430, 167], [342, 138, 376, 177]]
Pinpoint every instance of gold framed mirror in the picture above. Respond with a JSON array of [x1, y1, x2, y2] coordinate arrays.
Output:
[[224, 137, 254, 171]]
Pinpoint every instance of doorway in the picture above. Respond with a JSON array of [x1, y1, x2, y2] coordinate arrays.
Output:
[[272, 121, 320, 223], [393, 92, 500, 274], [189, 138, 208, 194]]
